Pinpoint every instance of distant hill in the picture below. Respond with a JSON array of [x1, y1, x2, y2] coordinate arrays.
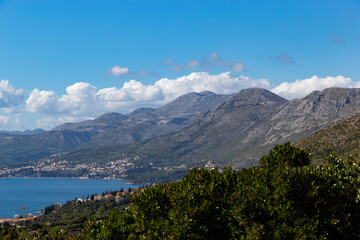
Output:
[[296, 112, 360, 164], [0, 130, 94, 165], [0, 91, 232, 165], [52, 91, 232, 148], [0, 129, 45, 135]]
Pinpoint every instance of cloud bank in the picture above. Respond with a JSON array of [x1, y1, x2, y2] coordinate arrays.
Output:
[[0, 79, 24, 109], [2, 73, 360, 130], [271, 75, 360, 99], [25, 72, 271, 118]]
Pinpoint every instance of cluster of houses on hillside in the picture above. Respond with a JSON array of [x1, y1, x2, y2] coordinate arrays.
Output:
[[0, 157, 135, 179], [75, 188, 141, 203]]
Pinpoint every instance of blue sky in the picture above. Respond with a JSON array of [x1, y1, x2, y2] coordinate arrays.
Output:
[[0, 0, 360, 130]]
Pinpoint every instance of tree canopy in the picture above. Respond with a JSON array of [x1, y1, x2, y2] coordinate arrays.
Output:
[[2, 143, 360, 239], [80, 143, 360, 239]]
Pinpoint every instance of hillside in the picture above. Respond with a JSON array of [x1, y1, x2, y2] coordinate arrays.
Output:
[[0, 130, 94, 165], [79, 144, 360, 239], [296, 112, 360, 164], [4, 144, 360, 239]]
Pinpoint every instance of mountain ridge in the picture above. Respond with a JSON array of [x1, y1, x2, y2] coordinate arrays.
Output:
[[46, 87, 360, 183], [4, 87, 360, 184], [0, 91, 232, 165]]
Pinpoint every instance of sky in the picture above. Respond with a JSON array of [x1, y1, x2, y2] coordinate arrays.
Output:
[[0, 0, 360, 130]]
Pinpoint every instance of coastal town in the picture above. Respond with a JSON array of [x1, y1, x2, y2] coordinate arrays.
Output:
[[0, 156, 135, 180], [0, 154, 212, 181]]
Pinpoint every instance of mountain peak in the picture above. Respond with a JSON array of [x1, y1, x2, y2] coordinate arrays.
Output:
[[198, 91, 215, 95], [127, 107, 156, 117], [304, 87, 359, 101], [95, 112, 128, 122], [218, 88, 288, 110], [155, 91, 232, 116]]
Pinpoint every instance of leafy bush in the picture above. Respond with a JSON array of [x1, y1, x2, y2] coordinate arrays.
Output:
[[80, 143, 360, 239]]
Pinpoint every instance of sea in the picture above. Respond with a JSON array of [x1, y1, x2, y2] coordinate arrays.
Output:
[[0, 177, 139, 219]]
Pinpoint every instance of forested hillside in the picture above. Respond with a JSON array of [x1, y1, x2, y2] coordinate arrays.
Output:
[[79, 143, 360, 239], [3, 143, 360, 239]]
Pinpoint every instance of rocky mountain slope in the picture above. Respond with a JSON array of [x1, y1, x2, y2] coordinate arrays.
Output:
[[49, 87, 360, 183], [53, 91, 232, 148], [295, 112, 360, 164], [0, 91, 231, 165], [131, 88, 360, 168]]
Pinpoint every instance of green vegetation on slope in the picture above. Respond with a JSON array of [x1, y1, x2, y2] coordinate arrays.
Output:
[[2, 190, 133, 239], [3, 143, 360, 239], [80, 143, 360, 239], [296, 112, 360, 165]]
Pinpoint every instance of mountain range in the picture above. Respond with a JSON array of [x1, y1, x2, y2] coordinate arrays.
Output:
[[2, 87, 360, 183], [0, 129, 45, 135], [0, 91, 231, 165], [47, 87, 360, 183]]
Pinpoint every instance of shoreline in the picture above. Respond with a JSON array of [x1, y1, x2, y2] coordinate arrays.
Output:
[[0, 177, 140, 219], [0, 176, 136, 184]]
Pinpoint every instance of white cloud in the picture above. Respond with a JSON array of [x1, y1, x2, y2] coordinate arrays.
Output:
[[107, 66, 159, 78], [0, 79, 24, 109], [36, 116, 91, 130], [0, 114, 23, 130], [156, 72, 270, 102], [25, 89, 61, 114], [107, 65, 129, 76], [25, 72, 271, 123], [271, 75, 360, 99], [8, 73, 360, 130], [0, 115, 10, 125]]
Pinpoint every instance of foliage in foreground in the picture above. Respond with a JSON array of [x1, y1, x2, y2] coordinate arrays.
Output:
[[80, 143, 360, 239], [2, 142, 360, 239], [0, 190, 132, 240]]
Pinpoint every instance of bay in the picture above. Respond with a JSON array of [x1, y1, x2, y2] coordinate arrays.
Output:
[[0, 177, 139, 219]]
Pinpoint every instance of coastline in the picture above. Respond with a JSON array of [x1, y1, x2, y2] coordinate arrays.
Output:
[[0, 177, 140, 219], [0, 176, 128, 181]]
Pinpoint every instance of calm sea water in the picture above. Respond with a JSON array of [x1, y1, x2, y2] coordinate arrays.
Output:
[[0, 178, 139, 219]]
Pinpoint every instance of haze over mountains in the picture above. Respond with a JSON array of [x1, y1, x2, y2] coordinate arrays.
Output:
[[0, 129, 45, 135]]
